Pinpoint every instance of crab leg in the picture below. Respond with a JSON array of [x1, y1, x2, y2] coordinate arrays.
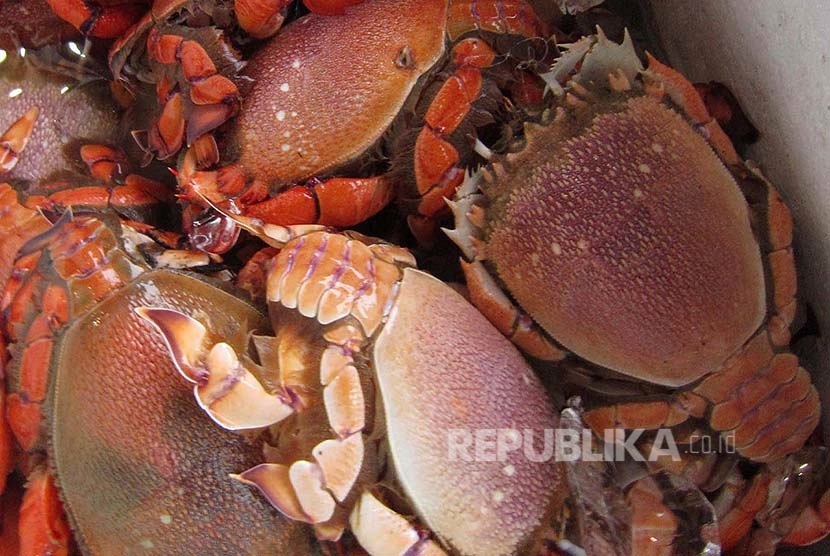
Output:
[[235, 0, 293, 39], [45, 0, 147, 39], [350, 491, 447, 555], [459, 259, 568, 361], [302, 0, 366, 15], [136, 29, 241, 160], [18, 468, 70, 556], [642, 55, 740, 166], [137, 308, 299, 430], [406, 38, 496, 243], [0, 185, 52, 494], [15, 143, 173, 223], [235, 235, 422, 543], [0, 108, 39, 175], [243, 176, 396, 228]]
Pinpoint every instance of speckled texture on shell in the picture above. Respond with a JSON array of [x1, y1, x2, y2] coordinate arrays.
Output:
[[373, 268, 561, 555], [485, 94, 766, 387], [234, 0, 448, 184], [0, 56, 120, 184], [53, 270, 316, 555]]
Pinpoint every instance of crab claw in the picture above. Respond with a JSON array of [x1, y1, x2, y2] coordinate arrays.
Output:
[[136, 307, 295, 430], [0, 107, 39, 174]]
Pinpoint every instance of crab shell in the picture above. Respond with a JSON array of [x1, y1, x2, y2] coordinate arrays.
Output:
[[0, 51, 121, 184], [0, 197, 317, 553], [142, 230, 564, 554], [453, 33, 770, 388], [231, 0, 451, 185]]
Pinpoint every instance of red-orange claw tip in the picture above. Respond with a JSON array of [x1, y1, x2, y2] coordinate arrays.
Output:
[[134, 307, 207, 383], [186, 102, 238, 146], [19, 469, 70, 556], [0, 107, 40, 173], [150, 93, 185, 159], [190, 74, 239, 106], [190, 134, 220, 168], [149, 33, 184, 65], [233, 463, 312, 523], [235, 0, 290, 39], [451, 37, 497, 68]]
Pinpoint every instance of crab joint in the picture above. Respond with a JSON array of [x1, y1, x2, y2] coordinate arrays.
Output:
[[136, 307, 295, 430]]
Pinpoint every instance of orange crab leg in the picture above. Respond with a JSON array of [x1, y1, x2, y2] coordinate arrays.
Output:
[[18, 468, 70, 556], [583, 397, 699, 435], [4, 278, 70, 452], [0, 378, 12, 496], [235, 0, 293, 38], [45, 0, 146, 39], [79, 144, 127, 182], [628, 477, 678, 556], [460, 259, 566, 361], [717, 472, 772, 551], [0, 108, 39, 174], [244, 176, 395, 228], [407, 38, 497, 242], [643, 54, 740, 166]]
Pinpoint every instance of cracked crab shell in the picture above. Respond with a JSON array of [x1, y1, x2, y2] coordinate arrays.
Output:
[[233, 0, 448, 184], [373, 268, 562, 555], [485, 94, 766, 387], [51, 270, 316, 554]]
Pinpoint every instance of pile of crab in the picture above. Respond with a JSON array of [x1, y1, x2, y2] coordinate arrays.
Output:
[[0, 1, 828, 554]]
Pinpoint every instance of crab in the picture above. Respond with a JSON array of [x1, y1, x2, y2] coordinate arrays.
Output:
[[148, 0, 552, 251], [0, 184, 324, 554], [137, 212, 571, 553], [446, 29, 820, 473]]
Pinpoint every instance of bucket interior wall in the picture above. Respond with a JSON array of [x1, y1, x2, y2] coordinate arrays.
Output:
[[646, 2, 830, 553]]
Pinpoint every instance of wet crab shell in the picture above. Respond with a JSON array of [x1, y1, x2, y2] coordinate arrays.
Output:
[[487, 96, 764, 387], [0, 197, 318, 553], [452, 33, 768, 388], [231, 0, 450, 185]]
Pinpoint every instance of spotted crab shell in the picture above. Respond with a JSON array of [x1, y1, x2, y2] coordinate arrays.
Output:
[[232, 0, 449, 184], [52, 270, 316, 554], [373, 267, 562, 554], [466, 32, 766, 387]]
